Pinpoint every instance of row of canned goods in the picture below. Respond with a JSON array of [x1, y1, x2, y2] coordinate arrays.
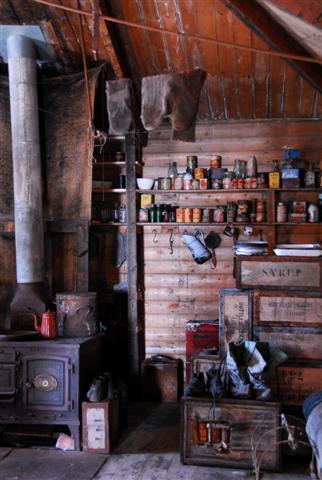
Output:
[[139, 200, 266, 223]]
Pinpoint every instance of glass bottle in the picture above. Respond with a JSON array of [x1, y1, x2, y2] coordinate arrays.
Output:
[[118, 203, 126, 223], [167, 161, 178, 178], [269, 159, 280, 189]]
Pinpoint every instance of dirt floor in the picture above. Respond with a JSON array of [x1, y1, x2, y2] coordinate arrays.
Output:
[[0, 402, 312, 480]]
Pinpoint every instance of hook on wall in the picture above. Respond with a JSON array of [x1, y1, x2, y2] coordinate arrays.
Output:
[[169, 229, 174, 255], [152, 229, 158, 243]]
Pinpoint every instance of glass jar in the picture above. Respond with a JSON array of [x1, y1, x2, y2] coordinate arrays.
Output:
[[308, 203, 318, 223], [118, 203, 126, 223]]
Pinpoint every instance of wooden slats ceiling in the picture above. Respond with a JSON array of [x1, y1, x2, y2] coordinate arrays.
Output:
[[108, 0, 321, 120], [0, 0, 321, 120]]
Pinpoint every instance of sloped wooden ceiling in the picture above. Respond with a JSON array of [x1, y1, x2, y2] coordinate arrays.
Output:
[[0, 0, 321, 120]]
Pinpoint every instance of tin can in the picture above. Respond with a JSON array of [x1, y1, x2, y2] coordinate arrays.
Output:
[[194, 167, 204, 179], [211, 179, 223, 189], [256, 200, 265, 213], [308, 203, 318, 223], [257, 173, 267, 188], [251, 176, 258, 189], [213, 206, 225, 223], [232, 177, 238, 190], [192, 208, 202, 223], [159, 177, 172, 190], [199, 178, 208, 190], [186, 155, 198, 173], [210, 155, 222, 168], [245, 177, 252, 189], [223, 176, 232, 190], [255, 212, 265, 222], [237, 178, 245, 189], [161, 204, 170, 222], [176, 208, 184, 223], [139, 208, 149, 222], [276, 202, 287, 223], [173, 176, 183, 190], [202, 208, 210, 222], [184, 208, 193, 223], [169, 208, 176, 222], [192, 179, 200, 190]]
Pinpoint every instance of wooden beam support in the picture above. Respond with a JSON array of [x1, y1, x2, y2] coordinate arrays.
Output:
[[221, 0, 322, 94]]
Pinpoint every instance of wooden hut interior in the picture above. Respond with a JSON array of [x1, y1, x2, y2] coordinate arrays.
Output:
[[0, 0, 321, 478]]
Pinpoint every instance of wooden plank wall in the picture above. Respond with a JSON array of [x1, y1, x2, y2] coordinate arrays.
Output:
[[142, 119, 322, 361]]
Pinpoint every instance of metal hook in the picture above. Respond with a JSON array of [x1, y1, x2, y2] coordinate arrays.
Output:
[[152, 229, 158, 243], [169, 229, 174, 255]]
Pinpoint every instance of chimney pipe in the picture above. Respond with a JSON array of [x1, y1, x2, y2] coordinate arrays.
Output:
[[7, 34, 47, 328]]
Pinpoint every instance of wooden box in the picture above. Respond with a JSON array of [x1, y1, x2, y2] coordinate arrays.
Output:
[[253, 290, 322, 328], [191, 352, 220, 376], [219, 289, 252, 357], [235, 256, 322, 291], [254, 326, 322, 361], [181, 396, 281, 470], [82, 396, 119, 453], [269, 363, 322, 407]]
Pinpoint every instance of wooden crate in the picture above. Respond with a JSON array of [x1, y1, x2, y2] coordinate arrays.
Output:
[[191, 352, 221, 376], [269, 363, 322, 407], [219, 289, 252, 358], [235, 256, 322, 291], [254, 326, 322, 361], [181, 396, 281, 470], [82, 396, 119, 453], [141, 357, 184, 402], [253, 290, 322, 328]]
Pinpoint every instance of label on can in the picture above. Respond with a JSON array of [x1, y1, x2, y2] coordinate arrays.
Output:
[[192, 208, 202, 223], [176, 208, 184, 223], [184, 208, 193, 223]]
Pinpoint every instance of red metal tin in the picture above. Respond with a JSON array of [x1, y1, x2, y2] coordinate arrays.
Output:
[[185, 320, 219, 383]]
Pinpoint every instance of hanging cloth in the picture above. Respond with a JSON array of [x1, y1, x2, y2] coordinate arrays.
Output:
[[106, 78, 134, 135]]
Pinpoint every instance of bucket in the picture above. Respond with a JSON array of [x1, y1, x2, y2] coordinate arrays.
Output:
[[55, 292, 97, 337]]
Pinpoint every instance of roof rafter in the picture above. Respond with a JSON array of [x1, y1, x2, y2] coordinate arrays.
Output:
[[221, 0, 322, 94]]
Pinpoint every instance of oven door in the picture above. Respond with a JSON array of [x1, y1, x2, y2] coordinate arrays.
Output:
[[0, 364, 16, 402], [22, 355, 72, 411]]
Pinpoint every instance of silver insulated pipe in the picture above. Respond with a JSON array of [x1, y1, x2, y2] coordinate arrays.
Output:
[[7, 34, 45, 284]]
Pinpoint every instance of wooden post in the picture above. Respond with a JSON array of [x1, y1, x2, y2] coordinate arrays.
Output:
[[125, 132, 140, 395]]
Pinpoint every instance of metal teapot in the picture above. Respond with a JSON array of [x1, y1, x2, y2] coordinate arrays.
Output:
[[33, 310, 58, 339]]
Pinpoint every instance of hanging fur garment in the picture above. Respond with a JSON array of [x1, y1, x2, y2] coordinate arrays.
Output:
[[106, 78, 134, 135], [141, 68, 207, 142]]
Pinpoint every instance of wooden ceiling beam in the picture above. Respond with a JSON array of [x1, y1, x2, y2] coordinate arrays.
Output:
[[221, 0, 322, 94]]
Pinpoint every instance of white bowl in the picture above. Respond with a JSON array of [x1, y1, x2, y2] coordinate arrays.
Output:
[[136, 178, 154, 190]]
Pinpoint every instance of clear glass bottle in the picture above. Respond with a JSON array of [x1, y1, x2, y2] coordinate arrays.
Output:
[[167, 161, 178, 178]]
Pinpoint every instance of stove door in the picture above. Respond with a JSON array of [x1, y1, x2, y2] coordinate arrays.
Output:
[[22, 355, 71, 411], [0, 364, 16, 402]]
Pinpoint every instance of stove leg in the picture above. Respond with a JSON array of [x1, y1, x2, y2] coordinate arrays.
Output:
[[69, 424, 81, 451]]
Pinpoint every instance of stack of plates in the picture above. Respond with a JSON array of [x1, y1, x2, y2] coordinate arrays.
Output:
[[233, 241, 268, 256], [274, 244, 322, 257]]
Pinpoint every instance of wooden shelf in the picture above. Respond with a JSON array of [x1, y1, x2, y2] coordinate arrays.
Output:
[[91, 222, 127, 227], [93, 161, 142, 167], [136, 188, 322, 194], [136, 222, 322, 226], [92, 188, 126, 193]]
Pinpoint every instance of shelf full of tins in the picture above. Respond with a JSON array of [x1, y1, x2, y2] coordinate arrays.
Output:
[[136, 188, 322, 252]]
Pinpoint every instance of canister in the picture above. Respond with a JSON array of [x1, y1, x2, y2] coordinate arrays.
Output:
[[192, 179, 200, 190], [176, 208, 184, 223], [213, 206, 225, 223], [183, 208, 193, 223], [237, 178, 245, 189], [173, 176, 183, 190], [210, 155, 222, 168], [223, 175, 232, 190], [202, 209, 210, 222], [245, 177, 252, 189], [139, 208, 149, 222], [308, 203, 318, 223], [276, 202, 287, 223], [194, 167, 205, 180], [159, 177, 172, 190], [211, 178, 222, 189], [192, 208, 202, 223], [199, 178, 208, 190]]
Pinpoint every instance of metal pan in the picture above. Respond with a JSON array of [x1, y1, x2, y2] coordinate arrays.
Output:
[[0, 330, 40, 341]]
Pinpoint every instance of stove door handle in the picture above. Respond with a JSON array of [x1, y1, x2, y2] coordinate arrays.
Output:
[[24, 382, 33, 389]]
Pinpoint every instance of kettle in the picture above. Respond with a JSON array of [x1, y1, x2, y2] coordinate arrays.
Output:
[[33, 310, 58, 339], [181, 230, 212, 264]]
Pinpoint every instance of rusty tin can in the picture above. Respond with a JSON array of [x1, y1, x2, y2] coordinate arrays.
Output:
[[176, 208, 184, 223], [184, 208, 193, 223], [192, 208, 202, 223]]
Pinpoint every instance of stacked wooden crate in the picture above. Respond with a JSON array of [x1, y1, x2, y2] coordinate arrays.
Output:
[[233, 255, 322, 411]]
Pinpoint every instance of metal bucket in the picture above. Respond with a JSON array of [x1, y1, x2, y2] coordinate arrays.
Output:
[[55, 292, 97, 337]]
